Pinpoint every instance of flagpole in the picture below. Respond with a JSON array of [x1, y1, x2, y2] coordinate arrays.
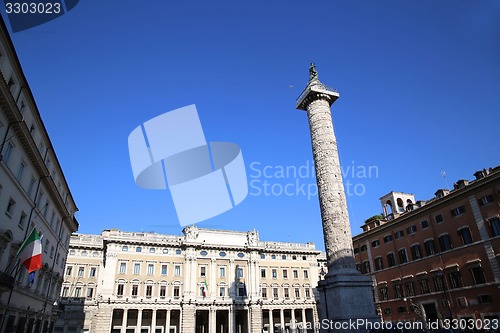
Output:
[[38, 214, 72, 333], [0, 259, 22, 332]]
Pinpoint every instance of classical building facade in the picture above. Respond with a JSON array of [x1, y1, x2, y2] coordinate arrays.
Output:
[[353, 167, 500, 323], [0, 17, 79, 333], [54, 227, 323, 333]]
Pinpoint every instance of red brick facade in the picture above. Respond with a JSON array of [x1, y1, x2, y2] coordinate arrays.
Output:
[[353, 167, 500, 323]]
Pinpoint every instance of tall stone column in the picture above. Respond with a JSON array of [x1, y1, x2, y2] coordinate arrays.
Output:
[[296, 64, 379, 331]]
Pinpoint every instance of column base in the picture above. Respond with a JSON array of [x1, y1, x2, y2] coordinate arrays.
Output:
[[317, 272, 380, 333]]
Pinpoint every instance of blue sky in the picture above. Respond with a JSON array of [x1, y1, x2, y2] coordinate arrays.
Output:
[[3, 1, 500, 251]]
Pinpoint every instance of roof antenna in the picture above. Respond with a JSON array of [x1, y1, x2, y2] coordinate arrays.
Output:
[[441, 169, 450, 190]]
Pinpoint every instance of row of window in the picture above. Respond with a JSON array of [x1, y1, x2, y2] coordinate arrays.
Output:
[[2, 141, 70, 234], [119, 245, 309, 262], [62, 285, 95, 298], [260, 268, 309, 280], [357, 217, 500, 274], [108, 283, 314, 300], [379, 266, 487, 301], [65, 265, 97, 278], [358, 227, 481, 273], [261, 286, 312, 300]]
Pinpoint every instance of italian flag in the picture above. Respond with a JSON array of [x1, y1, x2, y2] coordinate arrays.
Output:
[[17, 228, 42, 273], [203, 281, 208, 297]]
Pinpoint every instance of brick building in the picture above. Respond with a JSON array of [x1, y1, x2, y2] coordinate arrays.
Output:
[[353, 167, 500, 323]]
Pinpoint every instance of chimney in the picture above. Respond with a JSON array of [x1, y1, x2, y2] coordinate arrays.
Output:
[[454, 179, 469, 189], [434, 189, 450, 199], [474, 169, 489, 180]]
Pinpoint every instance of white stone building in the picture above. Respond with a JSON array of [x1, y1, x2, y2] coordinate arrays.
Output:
[[0, 17, 79, 332], [54, 227, 324, 333]]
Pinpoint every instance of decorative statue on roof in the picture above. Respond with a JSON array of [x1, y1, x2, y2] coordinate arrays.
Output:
[[309, 62, 318, 81]]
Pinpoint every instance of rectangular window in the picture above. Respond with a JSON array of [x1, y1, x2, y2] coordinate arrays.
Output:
[[479, 195, 494, 206], [478, 294, 492, 304], [398, 249, 408, 264], [406, 225, 417, 235], [89, 267, 96, 277], [284, 287, 290, 299], [451, 206, 465, 217], [117, 284, 124, 296], [18, 212, 27, 229], [294, 288, 300, 298], [161, 264, 168, 275], [387, 253, 396, 267], [86, 287, 94, 298], [146, 285, 153, 297], [419, 278, 430, 294], [374, 257, 384, 271], [261, 287, 267, 299], [219, 286, 226, 297], [272, 269, 277, 279], [283, 269, 288, 279], [293, 269, 299, 279], [219, 266, 226, 278], [174, 265, 181, 276], [74, 287, 81, 297], [160, 285, 166, 298], [260, 268, 266, 278], [3, 143, 13, 163], [421, 220, 429, 229], [147, 264, 154, 275], [131, 285, 138, 297], [119, 262, 126, 274], [303, 270, 309, 279], [305, 288, 311, 298], [62, 287, 69, 297], [133, 263, 140, 275], [236, 267, 243, 278], [78, 266, 84, 277], [66, 266, 72, 276], [372, 240, 380, 248], [200, 266, 206, 277], [380, 286, 388, 300], [404, 281, 416, 296], [383, 235, 393, 243], [411, 244, 422, 260], [395, 230, 404, 239], [458, 228, 473, 245], [173, 286, 180, 298], [424, 239, 437, 256], [435, 214, 444, 224], [5, 198, 15, 217], [362, 261, 371, 274], [273, 287, 279, 299], [490, 217, 500, 237], [470, 266, 486, 285], [393, 283, 403, 298], [16, 161, 25, 181], [439, 234, 453, 251], [433, 274, 445, 291], [448, 271, 463, 288], [27, 177, 36, 197]]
